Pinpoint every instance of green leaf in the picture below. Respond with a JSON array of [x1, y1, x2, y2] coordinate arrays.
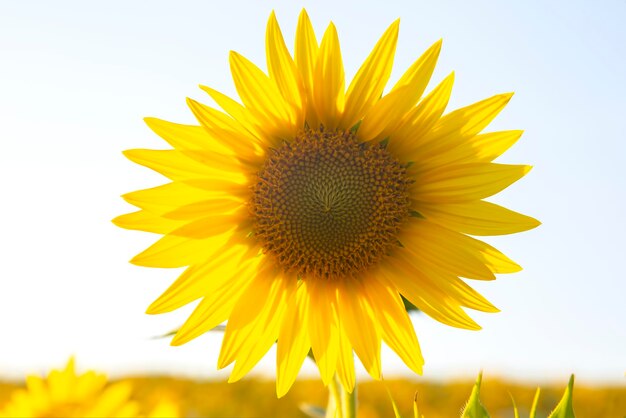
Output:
[[529, 388, 540, 418], [413, 392, 423, 418], [461, 372, 490, 418], [508, 393, 519, 418], [548, 375, 576, 418], [384, 382, 403, 418]]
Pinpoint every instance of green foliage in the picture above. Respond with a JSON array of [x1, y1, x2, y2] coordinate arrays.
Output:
[[459, 374, 575, 418], [384, 384, 402, 418], [461, 372, 490, 418], [382, 373, 577, 418], [413, 392, 423, 418], [548, 375, 576, 418], [509, 392, 519, 418], [529, 388, 541, 418]]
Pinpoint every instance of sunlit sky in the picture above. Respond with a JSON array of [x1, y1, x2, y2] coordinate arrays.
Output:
[[1, 0, 624, 385]]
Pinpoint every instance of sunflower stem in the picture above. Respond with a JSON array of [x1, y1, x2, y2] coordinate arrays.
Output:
[[341, 378, 357, 418], [326, 376, 343, 418]]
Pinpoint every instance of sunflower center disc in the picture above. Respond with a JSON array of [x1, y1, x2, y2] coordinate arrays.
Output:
[[251, 128, 411, 279]]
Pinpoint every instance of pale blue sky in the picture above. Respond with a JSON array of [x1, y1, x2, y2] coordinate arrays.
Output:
[[0, 0, 624, 385]]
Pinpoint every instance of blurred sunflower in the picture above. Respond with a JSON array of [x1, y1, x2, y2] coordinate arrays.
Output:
[[0, 358, 138, 418], [115, 9, 538, 397]]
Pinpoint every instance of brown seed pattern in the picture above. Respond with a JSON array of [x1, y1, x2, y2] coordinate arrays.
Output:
[[250, 128, 411, 280]]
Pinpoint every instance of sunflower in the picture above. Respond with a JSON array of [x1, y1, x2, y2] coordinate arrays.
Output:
[[114, 9, 539, 397], [0, 358, 139, 418]]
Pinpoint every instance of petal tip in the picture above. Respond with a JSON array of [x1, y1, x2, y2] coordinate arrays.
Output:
[[502, 92, 515, 102], [227, 373, 242, 384], [111, 215, 126, 228], [121, 149, 137, 160], [185, 97, 198, 110], [145, 302, 160, 315], [129, 253, 155, 267], [430, 38, 443, 53], [229, 50, 241, 61], [529, 217, 542, 229], [276, 382, 290, 399], [169, 333, 185, 346]]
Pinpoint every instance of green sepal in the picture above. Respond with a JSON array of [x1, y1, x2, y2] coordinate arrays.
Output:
[[350, 120, 362, 133], [409, 210, 425, 219]]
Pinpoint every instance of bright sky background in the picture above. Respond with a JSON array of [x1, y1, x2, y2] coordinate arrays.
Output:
[[1, 0, 624, 386]]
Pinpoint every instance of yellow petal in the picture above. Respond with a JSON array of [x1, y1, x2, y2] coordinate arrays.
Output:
[[112, 210, 185, 234], [412, 163, 532, 203], [170, 256, 262, 345], [313, 22, 345, 129], [335, 323, 356, 393], [217, 261, 276, 366], [143, 117, 226, 152], [295, 9, 320, 126], [387, 72, 454, 157], [418, 199, 540, 236], [390, 247, 498, 313], [123, 149, 244, 182], [179, 149, 257, 175], [266, 12, 305, 126], [122, 182, 218, 215], [147, 246, 248, 314], [439, 276, 499, 313], [359, 39, 442, 141], [161, 198, 244, 221], [186, 97, 262, 158], [391, 39, 442, 93], [306, 279, 339, 386], [130, 232, 232, 268], [167, 209, 246, 239], [219, 265, 295, 383], [341, 19, 400, 129], [182, 178, 249, 198], [337, 279, 382, 380], [412, 93, 513, 160], [466, 130, 522, 161], [199, 85, 269, 144], [402, 219, 521, 277], [421, 130, 523, 168], [401, 219, 495, 281], [276, 283, 310, 398], [229, 51, 296, 134], [364, 275, 424, 374], [381, 256, 481, 330]]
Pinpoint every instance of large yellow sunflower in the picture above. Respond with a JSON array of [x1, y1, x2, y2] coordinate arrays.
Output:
[[115, 9, 538, 397]]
